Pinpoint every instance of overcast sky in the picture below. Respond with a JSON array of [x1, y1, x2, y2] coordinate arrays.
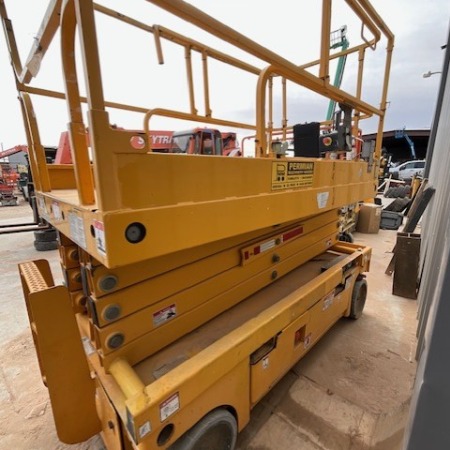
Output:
[[0, 0, 449, 151]]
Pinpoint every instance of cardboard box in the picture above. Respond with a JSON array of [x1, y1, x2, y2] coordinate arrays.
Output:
[[356, 203, 382, 233]]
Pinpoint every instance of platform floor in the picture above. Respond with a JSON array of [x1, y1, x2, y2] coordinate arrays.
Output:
[[0, 199, 418, 450]]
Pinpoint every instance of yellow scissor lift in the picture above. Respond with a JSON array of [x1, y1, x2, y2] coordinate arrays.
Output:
[[1, 1, 394, 448]]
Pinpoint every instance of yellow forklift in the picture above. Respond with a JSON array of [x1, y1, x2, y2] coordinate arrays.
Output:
[[0, 1, 394, 448]]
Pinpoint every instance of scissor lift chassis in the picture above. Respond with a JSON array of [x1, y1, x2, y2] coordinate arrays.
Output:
[[20, 241, 370, 449]]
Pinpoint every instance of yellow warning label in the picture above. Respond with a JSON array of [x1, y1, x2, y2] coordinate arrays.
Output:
[[271, 161, 314, 190]]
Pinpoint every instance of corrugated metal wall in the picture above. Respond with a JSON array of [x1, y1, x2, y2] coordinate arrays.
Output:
[[403, 26, 450, 450]]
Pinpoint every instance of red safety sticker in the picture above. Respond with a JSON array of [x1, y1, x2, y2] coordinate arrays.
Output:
[[160, 392, 180, 422], [242, 225, 304, 263], [93, 220, 106, 256], [153, 304, 177, 327]]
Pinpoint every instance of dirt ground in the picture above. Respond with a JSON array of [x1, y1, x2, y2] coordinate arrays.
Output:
[[0, 199, 102, 449], [0, 198, 419, 450], [236, 226, 418, 450]]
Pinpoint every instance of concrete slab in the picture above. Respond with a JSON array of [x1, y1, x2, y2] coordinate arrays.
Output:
[[0, 200, 102, 450], [237, 229, 418, 450], [0, 200, 418, 450]]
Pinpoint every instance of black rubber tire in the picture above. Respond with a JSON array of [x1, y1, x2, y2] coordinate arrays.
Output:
[[391, 187, 401, 198], [34, 240, 58, 251], [387, 186, 410, 199], [345, 232, 354, 243], [396, 186, 408, 198], [169, 409, 237, 450], [349, 278, 368, 320], [384, 187, 395, 198], [338, 232, 354, 243], [384, 197, 411, 213], [34, 229, 58, 242]]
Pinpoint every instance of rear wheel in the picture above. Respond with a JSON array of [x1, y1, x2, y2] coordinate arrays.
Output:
[[34, 229, 57, 242], [33, 228, 58, 252], [384, 197, 410, 213], [339, 232, 354, 243], [34, 240, 58, 251], [169, 409, 237, 450], [349, 277, 367, 319]]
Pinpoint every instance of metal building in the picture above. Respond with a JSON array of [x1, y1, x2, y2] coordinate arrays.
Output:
[[403, 26, 450, 450]]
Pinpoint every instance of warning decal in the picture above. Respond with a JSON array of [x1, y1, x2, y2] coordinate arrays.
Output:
[[138, 421, 151, 439], [93, 220, 107, 257], [322, 290, 335, 311], [153, 304, 177, 327], [68, 210, 87, 249], [241, 225, 303, 264], [272, 161, 314, 190], [160, 392, 180, 422], [38, 196, 49, 219], [52, 202, 62, 221]]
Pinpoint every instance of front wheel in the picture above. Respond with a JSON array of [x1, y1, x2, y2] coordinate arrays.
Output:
[[169, 408, 237, 450], [349, 277, 367, 319]]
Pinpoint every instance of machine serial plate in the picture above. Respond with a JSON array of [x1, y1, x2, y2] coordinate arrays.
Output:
[[271, 161, 314, 190]]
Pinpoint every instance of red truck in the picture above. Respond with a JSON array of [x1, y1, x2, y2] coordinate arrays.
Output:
[[152, 128, 240, 156]]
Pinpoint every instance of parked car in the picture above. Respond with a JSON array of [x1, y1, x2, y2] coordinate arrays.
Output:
[[389, 160, 425, 180]]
